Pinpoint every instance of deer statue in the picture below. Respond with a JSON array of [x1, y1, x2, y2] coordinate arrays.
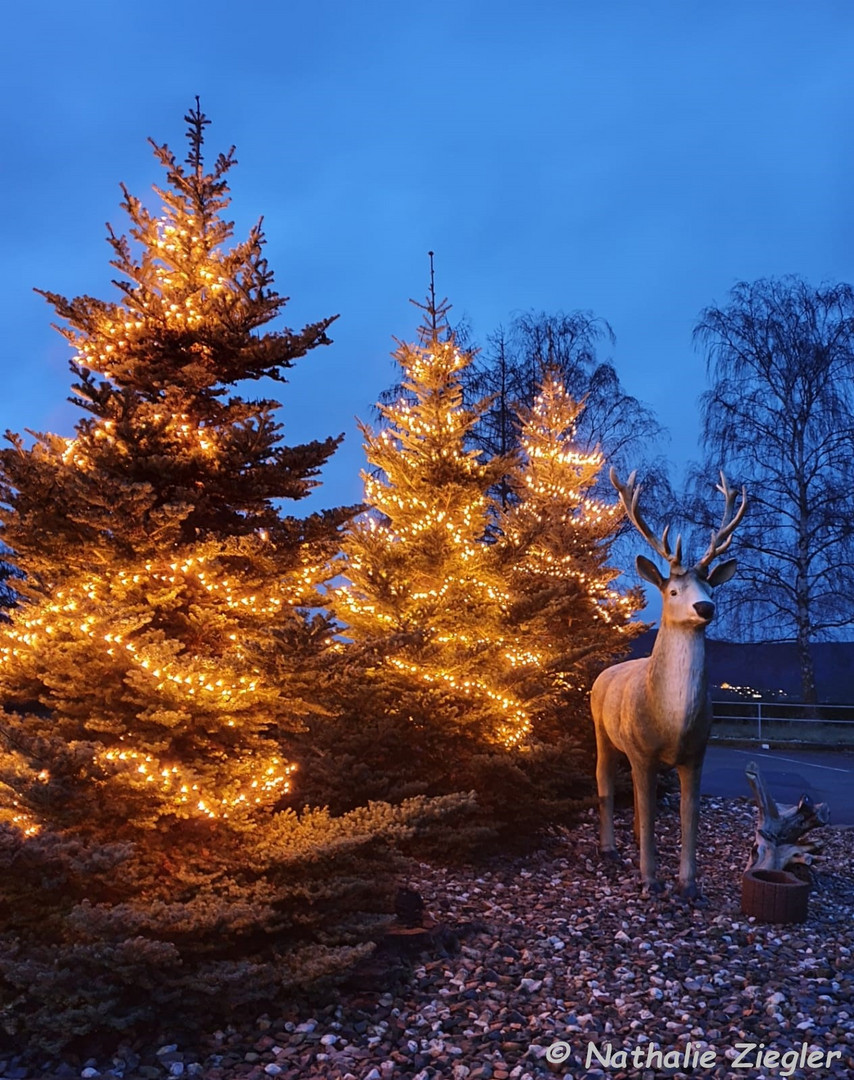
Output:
[[591, 468, 747, 898]]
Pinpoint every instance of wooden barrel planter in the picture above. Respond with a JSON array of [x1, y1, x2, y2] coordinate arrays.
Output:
[[741, 868, 809, 924]]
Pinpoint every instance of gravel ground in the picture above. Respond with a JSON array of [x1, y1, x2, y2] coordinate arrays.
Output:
[[7, 795, 854, 1080]]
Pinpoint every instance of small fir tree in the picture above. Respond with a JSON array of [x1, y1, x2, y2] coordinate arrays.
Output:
[[332, 286, 531, 751], [0, 103, 459, 1051], [497, 369, 645, 735]]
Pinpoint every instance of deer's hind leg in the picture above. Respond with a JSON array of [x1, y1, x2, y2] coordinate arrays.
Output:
[[594, 726, 619, 860]]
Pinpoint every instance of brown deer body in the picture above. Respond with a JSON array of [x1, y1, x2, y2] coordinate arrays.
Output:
[[591, 468, 746, 897]]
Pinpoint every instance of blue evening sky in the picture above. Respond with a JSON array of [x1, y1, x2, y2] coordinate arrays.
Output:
[[2, 2, 853, 522]]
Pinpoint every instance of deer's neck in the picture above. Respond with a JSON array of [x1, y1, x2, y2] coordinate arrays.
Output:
[[647, 624, 708, 724]]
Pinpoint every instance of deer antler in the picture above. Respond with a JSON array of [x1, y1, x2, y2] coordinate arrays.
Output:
[[610, 467, 683, 570], [694, 472, 747, 572]]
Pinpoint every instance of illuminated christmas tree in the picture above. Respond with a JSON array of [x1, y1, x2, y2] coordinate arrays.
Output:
[[333, 283, 531, 750], [0, 100, 350, 833], [0, 103, 453, 1050], [497, 368, 644, 734]]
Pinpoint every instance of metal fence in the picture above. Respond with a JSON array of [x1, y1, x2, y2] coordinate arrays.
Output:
[[711, 699, 854, 743]]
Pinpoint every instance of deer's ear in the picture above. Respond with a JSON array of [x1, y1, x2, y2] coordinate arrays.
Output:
[[636, 554, 665, 590], [707, 558, 737, 587]]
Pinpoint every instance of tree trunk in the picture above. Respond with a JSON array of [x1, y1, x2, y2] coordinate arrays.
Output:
[[794, 460, 818, 709], [498, 340, 511, 509], [796, 630, 818, 711]]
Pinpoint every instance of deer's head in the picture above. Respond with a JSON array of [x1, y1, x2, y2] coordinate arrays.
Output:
[[611, 468, 747, 630]]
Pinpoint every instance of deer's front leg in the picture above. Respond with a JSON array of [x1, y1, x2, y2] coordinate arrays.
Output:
[[676, 761, 703, 898], [632, 759, 661, 892]]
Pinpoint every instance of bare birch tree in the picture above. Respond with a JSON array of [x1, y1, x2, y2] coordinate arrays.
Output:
[[689, 276, 854, 703]]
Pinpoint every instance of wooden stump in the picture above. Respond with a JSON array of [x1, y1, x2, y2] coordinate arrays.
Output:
[[742, 868, 809, 924], [383, 887, 453, 955], [744, 761, 829, 872]]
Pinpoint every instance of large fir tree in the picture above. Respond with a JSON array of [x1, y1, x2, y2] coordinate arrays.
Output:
[[0, 103, 455, 1051], [0, 102, 350, 834]]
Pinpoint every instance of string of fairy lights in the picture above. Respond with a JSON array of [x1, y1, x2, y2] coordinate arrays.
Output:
[[0, 535, 320, 832], [63, 211, 246, 381], [99, 745, 296, 819]]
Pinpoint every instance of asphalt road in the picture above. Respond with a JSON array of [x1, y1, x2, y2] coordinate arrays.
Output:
[[701, 744, 854, 826]]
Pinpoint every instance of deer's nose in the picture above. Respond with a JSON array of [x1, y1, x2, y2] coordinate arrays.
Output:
[[694, 601, 715, 622]]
